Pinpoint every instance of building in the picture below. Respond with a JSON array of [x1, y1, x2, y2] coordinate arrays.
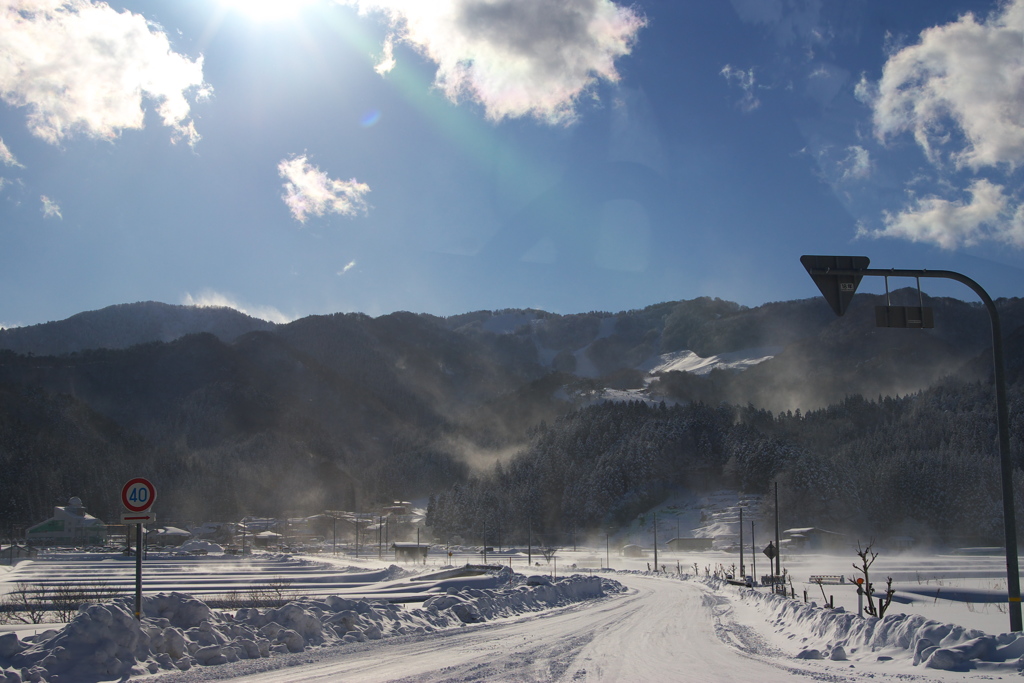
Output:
[[392, 542, 430, 563], [621, 544, 645, 558], [151, 527, 191, 547], [25, 497, 107, 546], [782, 527, 849, 552], [666, 537, 714, 552]]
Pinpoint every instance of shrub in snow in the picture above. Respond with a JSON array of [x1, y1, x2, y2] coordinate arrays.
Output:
[[0, 574, 623, 681]]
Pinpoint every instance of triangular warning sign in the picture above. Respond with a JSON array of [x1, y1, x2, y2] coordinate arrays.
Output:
[[800, 255, 870, 317]]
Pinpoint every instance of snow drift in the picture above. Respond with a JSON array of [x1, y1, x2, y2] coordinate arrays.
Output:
[[0, 570, 621, 681], [728, 578, 1024, 672]]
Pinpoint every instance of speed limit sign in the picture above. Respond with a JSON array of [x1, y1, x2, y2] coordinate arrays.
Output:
[[121, 478, 156, 513]]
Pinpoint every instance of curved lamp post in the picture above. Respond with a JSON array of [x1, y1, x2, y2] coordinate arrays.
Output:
[[800, 255, 1021, 632]]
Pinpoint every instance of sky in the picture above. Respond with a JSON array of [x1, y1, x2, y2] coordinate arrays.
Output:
[[0, 0, 1023, 327]]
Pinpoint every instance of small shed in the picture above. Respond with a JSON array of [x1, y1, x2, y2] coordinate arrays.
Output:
[[254, 531, 282, 548], [392, 542, 430, 563], [666, 537, 714, 552], [783, 527, 848, 552], [152, 527, 191, 547], [622, 544, 645, 558]]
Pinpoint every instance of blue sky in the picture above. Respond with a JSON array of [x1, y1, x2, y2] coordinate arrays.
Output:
[[0, 0, 1022, 327]]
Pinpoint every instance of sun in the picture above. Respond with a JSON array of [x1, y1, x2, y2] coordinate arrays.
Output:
[[219, 0, 318, 23]]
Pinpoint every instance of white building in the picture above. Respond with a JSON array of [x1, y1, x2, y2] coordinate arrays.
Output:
[[25, 497, 108, 546]]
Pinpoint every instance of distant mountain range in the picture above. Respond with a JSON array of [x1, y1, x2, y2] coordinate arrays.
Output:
[[0, 302, 275, 356], [0, 291, 1020, 527], [2, 290, 1020, 410]]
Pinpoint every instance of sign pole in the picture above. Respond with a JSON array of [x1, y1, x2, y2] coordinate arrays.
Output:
[[135, 523, 143, 619], [751, 521, 756, 585], [121, 477, 156, 621]]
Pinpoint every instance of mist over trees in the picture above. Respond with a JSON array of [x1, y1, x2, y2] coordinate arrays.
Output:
[[0, 294, 1021, 545], [426, 382, 1024, 546]]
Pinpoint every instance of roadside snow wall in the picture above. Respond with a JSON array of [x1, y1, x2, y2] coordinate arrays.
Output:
[[0, 571, 620, 682], [722, 578, 1024, 673]]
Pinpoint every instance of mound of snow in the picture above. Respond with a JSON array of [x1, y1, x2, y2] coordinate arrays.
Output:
[[0, 572, 624, 681], [725, 578, 1024, 673]]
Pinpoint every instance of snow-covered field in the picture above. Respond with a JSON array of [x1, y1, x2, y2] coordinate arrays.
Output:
[[3, 546, 1024, 681]]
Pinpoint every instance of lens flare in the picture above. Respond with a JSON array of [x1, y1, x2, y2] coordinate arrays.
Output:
[[220, 0, 317, 22], [360, 109, 381, 127]]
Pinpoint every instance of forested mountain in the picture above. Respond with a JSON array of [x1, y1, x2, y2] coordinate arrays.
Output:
[[427, 383, 1024, 547], [0, 292, 1021, 543], [0, 302, 274, 356]]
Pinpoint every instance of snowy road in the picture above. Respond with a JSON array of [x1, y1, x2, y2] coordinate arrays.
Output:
[[164, 574, 878, 683]]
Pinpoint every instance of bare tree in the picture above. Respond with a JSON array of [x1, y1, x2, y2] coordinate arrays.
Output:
[[247, 577, 294, 608], [10, 582, 49, 624], [540, 547, 559, 563], [50, 581, 110, 622], [849, 540, 895, 618], [813, 577, 828, 604]]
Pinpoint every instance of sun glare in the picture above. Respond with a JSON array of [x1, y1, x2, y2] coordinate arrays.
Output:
[[220, 0, 317, 22]]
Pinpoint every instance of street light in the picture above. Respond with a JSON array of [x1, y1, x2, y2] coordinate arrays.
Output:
[[801, 255, 1021, 632]]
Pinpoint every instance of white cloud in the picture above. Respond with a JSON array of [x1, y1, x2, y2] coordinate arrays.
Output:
[[374, 34, 396, 76], [278, 155, 370, 223], [862, 179, 1021, 249], [182, 291, 292, 324], [0, 0, 209, 146], [840, 145, 871, 181], [720, 64, 760, 112], [338, 260, 357, 275], [40, 194, 61, 218], [871, 0, 1024, 171], [0, 137, 22, 167], [338, 0, 646, 125]]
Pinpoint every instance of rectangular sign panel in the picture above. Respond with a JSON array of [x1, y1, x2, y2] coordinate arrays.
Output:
[[121, 512, 156, 524]]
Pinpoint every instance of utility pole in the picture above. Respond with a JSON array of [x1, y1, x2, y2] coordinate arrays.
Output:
[[739, 506, 744, 580], [653, 513, 658, 572], [751, 521, 756, 585], [774, 482, 780, 578]]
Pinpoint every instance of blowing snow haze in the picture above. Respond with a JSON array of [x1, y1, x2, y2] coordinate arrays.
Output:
[[1, 290, 1023, 547]]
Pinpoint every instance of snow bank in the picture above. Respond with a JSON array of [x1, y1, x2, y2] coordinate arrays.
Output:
[[0, 571, 622, 681], [725, 578, 1024, 672]]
